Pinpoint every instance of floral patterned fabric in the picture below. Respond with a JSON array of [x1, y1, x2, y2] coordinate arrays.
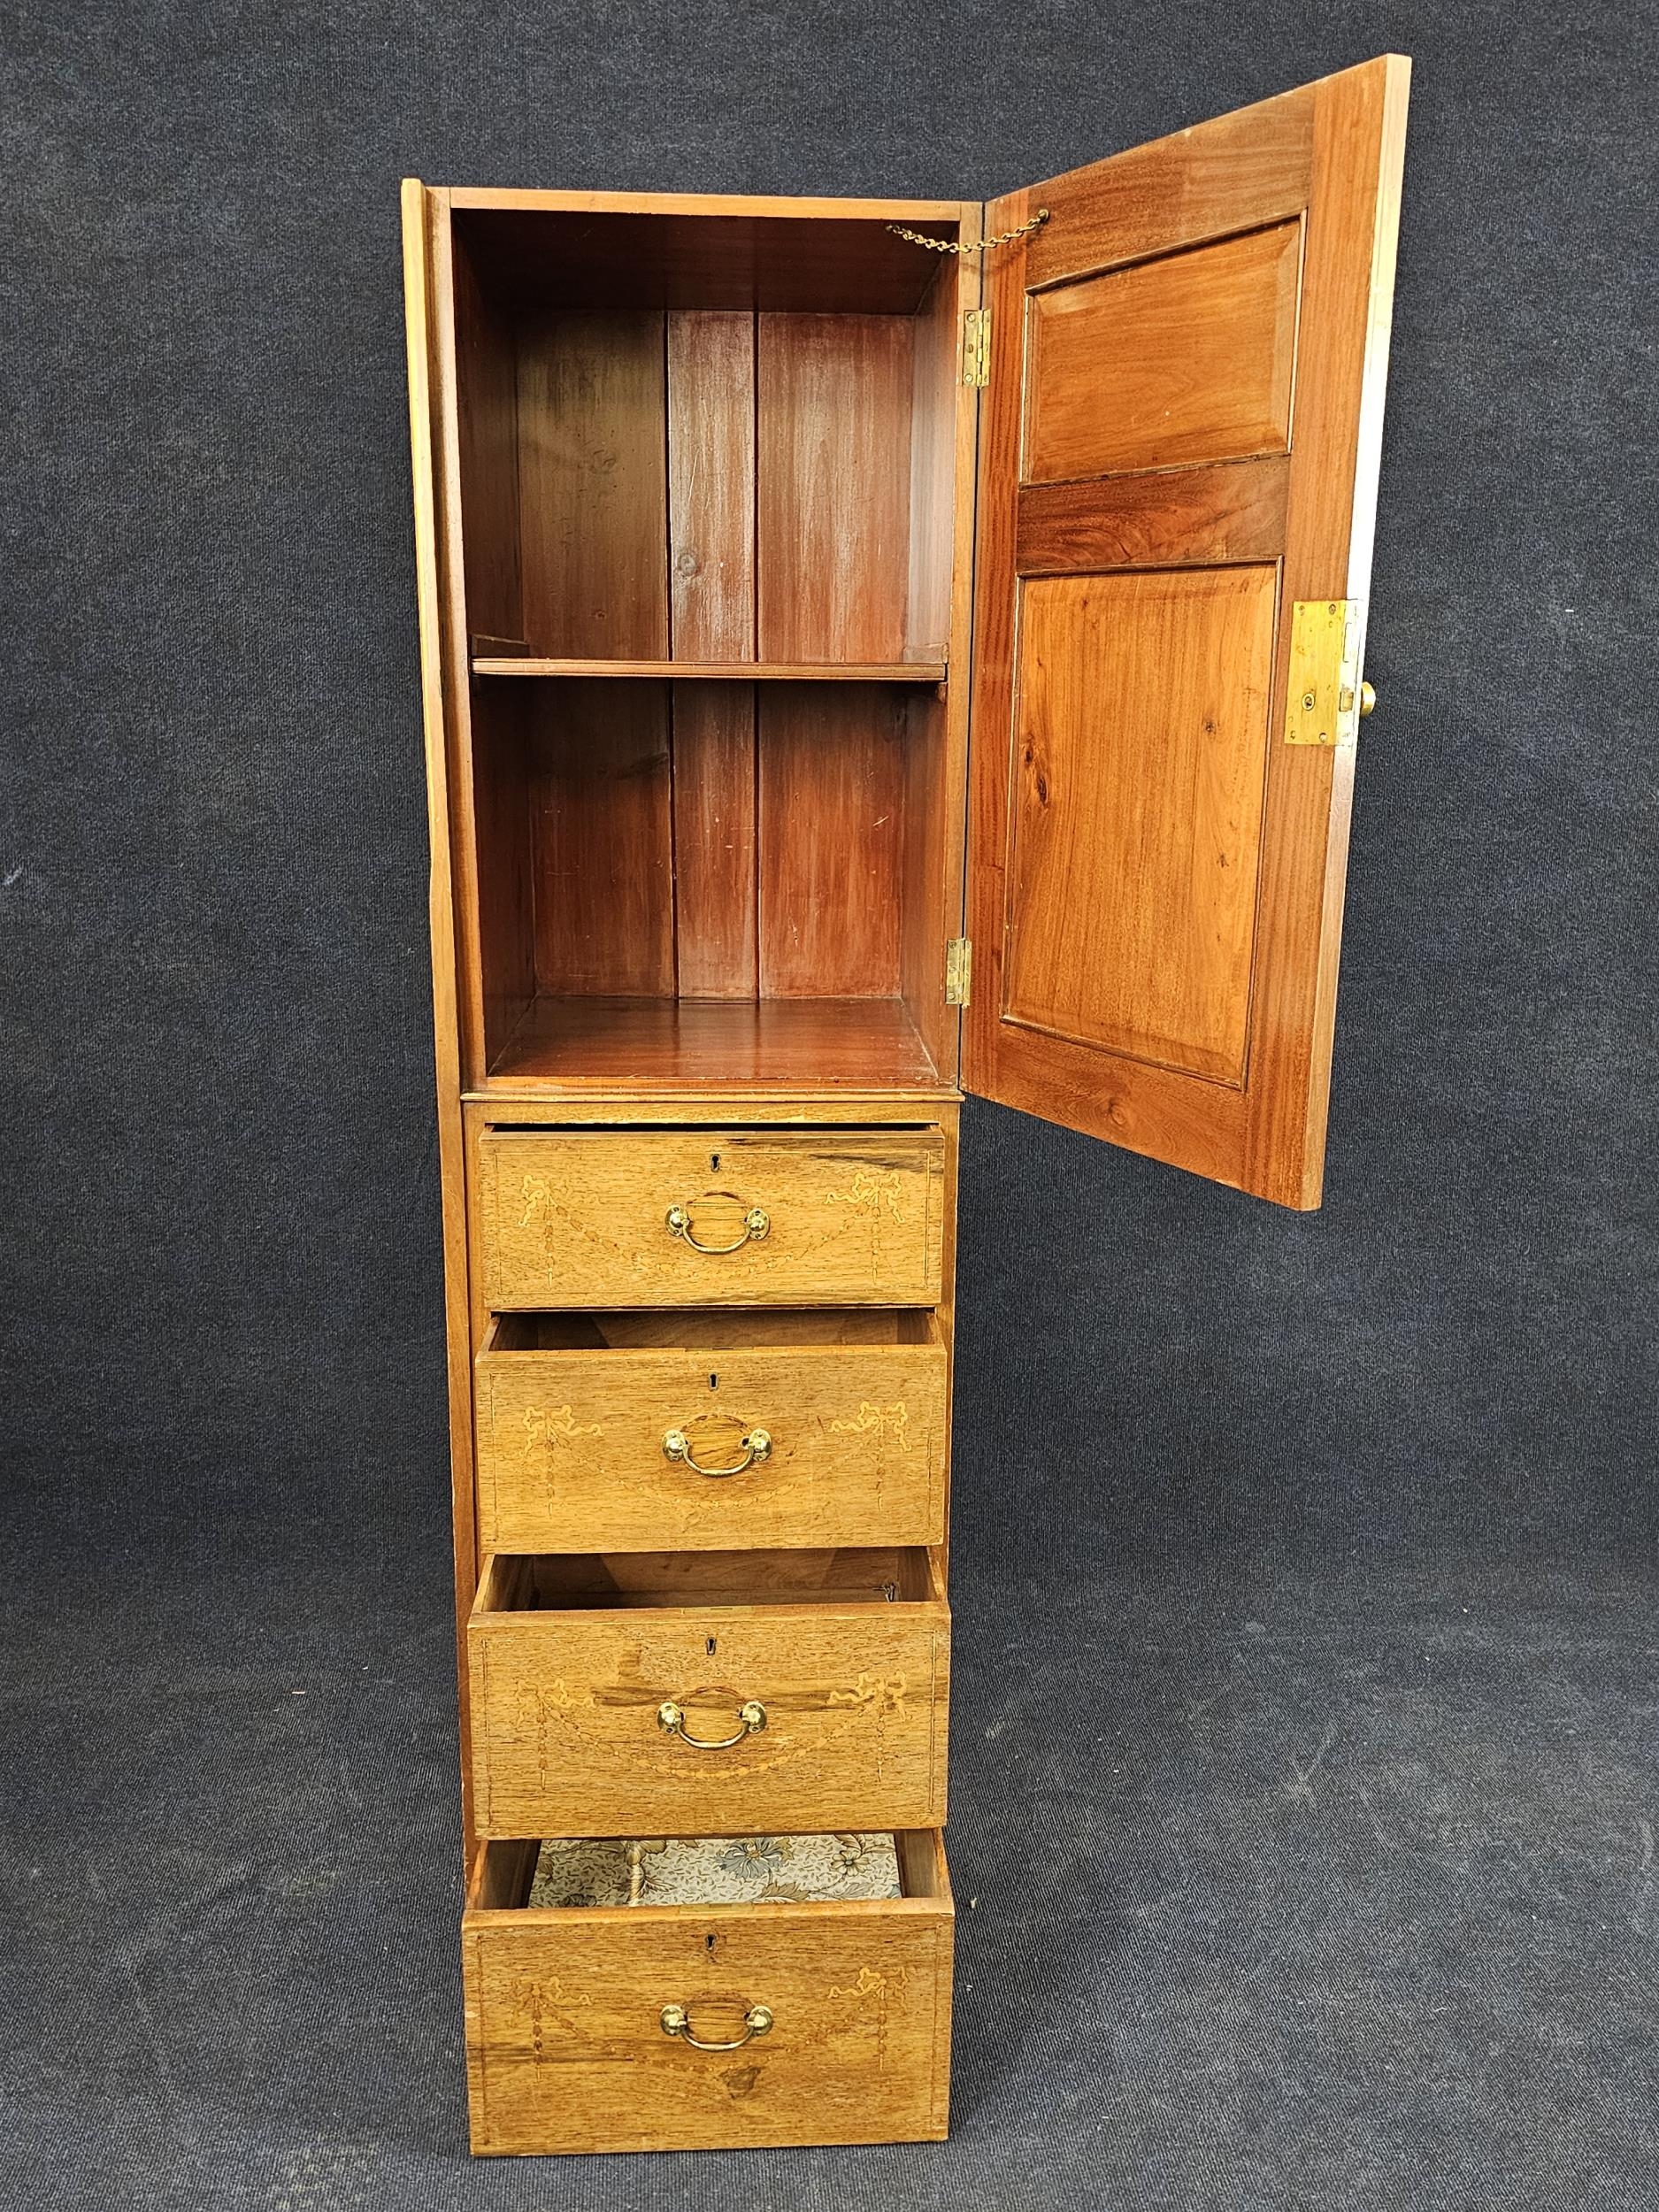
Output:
[[527, 1832, 902, 1909]]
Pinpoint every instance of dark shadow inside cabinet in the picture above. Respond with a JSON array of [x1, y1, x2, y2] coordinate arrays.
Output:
[[441, 204, 970, 1092]]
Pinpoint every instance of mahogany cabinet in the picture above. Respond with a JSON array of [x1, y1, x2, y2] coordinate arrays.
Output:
[[402, 55, 1409, 2155]]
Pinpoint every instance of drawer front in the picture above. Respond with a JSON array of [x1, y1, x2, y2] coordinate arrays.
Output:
[[468, 1598, 949, 1839], [475, 1326, 949, 1553], [464, 1836, 953, 2154], [476, 1129, 946, 1309]]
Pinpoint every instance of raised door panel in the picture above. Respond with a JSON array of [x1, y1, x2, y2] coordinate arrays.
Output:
[[964, 58, 1409, 1208]]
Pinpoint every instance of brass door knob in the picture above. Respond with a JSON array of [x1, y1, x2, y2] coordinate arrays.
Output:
[[1358, 680, 1377, 717]]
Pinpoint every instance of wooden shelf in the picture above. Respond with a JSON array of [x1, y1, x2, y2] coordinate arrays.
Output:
[[484, 995, 945, 1091], [471, 654, 948, 683]]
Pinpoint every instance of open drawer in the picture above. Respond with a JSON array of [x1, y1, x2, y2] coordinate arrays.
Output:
[[467, 1548, 949, 1838], [474, 1127, 947, 1309], [463, 1829, 953, 2154], [475, 1309, 949, 1552]]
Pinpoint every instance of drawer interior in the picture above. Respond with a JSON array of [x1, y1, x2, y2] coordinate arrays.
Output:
[[472, 1829, 949, 1912], [485, 1309, 941, 1353], [474, 1546, 943, 1614]]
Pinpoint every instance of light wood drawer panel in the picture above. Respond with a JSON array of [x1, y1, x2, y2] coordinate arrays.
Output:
[[464, 1831, 952, 2153], [475, 1313, 949, 1552], [476, 1128, 946, 1308], [467, 1554, 949, 1838]]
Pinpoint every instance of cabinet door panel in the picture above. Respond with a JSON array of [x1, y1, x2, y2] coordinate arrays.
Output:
[[965, 58, 1409, 1208]]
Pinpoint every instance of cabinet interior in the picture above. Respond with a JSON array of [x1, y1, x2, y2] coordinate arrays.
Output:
[[472, 1828, 949, 1909], [475, 1546, 941, 1613], [444, 204, 968, 1092], [487, 1309, 939, 1352]]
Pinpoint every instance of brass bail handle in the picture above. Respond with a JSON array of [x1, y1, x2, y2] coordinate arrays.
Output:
[[663, 1425, 772, 1479], [660, 2001, 773, 2052], [664, 1194, 771, 1255], [657, 1698, 767, 1749]]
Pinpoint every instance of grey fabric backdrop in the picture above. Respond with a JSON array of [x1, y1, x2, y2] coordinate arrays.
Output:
[[4, 4, 1655, 2208]]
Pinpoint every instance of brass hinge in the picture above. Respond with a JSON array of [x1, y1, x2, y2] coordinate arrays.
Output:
[[1284, 598, 1363, 747], [945, 936, 972, 1006], [961, 309, 991, 387]]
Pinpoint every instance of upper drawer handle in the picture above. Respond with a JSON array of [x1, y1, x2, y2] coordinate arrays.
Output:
[[663, 1425, 772, 1479], [657, 1698, 766, 1749], [661, 2001, 772, 2052], [664, 1197, 771, 1255]]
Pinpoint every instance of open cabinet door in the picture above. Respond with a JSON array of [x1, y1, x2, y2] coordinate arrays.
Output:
[[963, 58, 1409, 1208]]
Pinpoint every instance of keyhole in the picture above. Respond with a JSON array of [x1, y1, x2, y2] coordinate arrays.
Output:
[[705, 1932, 717, 1955], [710, 1372, 718, 1390], [706, 1635, 718, 1655], [710, 1152, 720, 1171]]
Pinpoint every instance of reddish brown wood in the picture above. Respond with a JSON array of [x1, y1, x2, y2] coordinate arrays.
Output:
[[964, 58, 1410, 1208], [1016, 457, 1290, 574], [671, 681, 757, 998], [668, 311, 757, 660], [757, 316, 913, 664], [526, 680, 674, 995], [517, 311, 668, 657], [486, 995, 939, 1091], [471, 657, 947, 681], [757, 685, 907, 998], [1024, 219, 1301, 482], [449, 198, 958, 316]]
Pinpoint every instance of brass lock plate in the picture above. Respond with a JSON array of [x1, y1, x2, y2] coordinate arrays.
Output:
[[1284, 598, 1362, 747]]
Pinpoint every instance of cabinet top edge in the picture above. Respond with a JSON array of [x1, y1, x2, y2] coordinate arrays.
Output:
[[431, 185, 976, 223]]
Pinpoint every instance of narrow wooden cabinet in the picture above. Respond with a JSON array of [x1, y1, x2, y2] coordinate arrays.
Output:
[[403, 57, 1409, 2156]]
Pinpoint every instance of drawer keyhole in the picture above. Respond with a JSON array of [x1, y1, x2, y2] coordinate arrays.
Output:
[[706, 1635, 718, 1655]]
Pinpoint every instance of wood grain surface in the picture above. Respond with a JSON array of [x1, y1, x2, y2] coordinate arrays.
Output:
[[476, 1128, 946, 1307], [475, 1310, 948, 1552], [467, 1551, 949, 1837], [463, 1830, 952, 2152]]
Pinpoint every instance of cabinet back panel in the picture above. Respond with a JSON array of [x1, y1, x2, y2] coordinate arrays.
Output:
[[758, 687, 907, 998], [666, 311, 756, 659], [756, 316, 915, 664], [526, 681, 675, 996], [514, 682, 920, 1009], [670, 681, 758, 999], [516, 312, 669, 659]]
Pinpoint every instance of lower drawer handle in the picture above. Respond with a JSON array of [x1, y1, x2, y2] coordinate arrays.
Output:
[[660, 2001, 773, 2051], [664, 1198, 771, 1254], [663, 1425, 772, 1478], [657, 1698, 766, 1748]]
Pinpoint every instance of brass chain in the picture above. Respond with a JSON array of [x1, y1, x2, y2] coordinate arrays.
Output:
[[886, 208, 1050, 256]]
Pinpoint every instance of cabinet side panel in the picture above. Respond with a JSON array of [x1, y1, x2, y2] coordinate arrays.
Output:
[[401, 179, 479, 1852], [449, 226, 524, 645], [901, 225, 979, 1084]]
